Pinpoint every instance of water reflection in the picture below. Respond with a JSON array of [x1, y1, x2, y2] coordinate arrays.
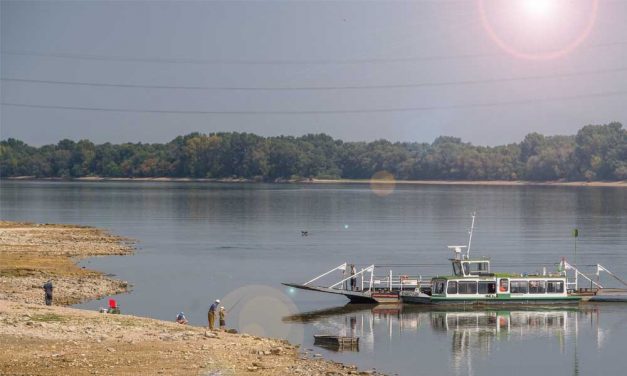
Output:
[[285, 304, 605, 373]]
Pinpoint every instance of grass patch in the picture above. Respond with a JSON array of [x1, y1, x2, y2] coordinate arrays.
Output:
[[0, 253, 96, 278], [30, 313, 67, 323]]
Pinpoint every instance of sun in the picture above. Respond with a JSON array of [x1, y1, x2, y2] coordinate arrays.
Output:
[[520, 0, 557, 18], [478, 0, 599, 60]]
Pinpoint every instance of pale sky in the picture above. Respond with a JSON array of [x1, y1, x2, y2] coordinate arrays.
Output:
[[1, 0, 627, 146]]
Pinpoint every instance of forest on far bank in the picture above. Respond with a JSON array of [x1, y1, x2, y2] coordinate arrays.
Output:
[[1, 122, 626, 182]]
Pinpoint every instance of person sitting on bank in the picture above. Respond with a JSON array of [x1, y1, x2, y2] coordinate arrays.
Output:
[[42, 280, 54, 306], [219, 306, 226, 329], [176, 312, 188, 325], [107, 299, 121, 314]]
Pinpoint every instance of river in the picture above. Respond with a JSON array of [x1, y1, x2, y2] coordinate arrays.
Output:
[[1, 180, 626, 375]]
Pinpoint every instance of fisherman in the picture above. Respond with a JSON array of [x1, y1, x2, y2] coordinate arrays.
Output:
[[42, 280, 53, 306], [350, 264, 357, 291], [176, 312, 188, 325], [208, 299, 220, 330], [219, 306, 226, 329]]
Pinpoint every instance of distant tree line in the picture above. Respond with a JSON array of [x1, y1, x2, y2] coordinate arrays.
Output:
[[1, 122, 626, 181]]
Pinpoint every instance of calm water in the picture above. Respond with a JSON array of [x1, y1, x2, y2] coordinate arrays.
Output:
[[1, 180, 627, 375]]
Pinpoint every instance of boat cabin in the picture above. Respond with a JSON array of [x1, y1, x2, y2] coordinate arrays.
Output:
[[426, 245, 573, 303], [451, 259, 492, 277]]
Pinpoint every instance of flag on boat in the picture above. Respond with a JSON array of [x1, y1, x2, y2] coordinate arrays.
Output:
[[338, 263, 347, 271]]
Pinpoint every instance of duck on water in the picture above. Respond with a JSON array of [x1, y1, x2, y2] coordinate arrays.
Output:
[[283, 213, 627, 305]]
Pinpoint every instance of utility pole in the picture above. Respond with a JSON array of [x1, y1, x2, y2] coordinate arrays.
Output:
[[573, 228, 579, 269]]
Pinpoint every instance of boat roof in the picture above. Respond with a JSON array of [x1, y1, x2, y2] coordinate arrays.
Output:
[[433, 273, 565, 280]]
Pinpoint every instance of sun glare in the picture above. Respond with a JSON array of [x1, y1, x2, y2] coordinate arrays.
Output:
[[520, 0, 556, 18], [478, 0, 599, 60]]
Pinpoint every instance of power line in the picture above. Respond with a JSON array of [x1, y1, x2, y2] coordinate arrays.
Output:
[[0, 49, 502, 65], [3, 89, 627, 115], [2, 40, 625, 66], [3, 66, 627, 91]]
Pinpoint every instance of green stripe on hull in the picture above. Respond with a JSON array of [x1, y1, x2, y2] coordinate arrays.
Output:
[[429, 296, 581, 305], [402, 295, 581, 305]]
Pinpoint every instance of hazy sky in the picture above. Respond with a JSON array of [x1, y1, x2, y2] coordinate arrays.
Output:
[[2, 0, 627, 146]]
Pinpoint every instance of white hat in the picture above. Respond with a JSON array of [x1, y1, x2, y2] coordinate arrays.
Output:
[[215, 299, 220, 303]]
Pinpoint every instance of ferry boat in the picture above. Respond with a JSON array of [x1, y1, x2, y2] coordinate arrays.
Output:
[[400, 249, 581, 305], [284, 213, 627, 305], [401, 213, 581, 305]]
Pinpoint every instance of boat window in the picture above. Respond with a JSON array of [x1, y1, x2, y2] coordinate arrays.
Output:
[[434, 280, 446, 295], [458, 281, 478, 294], [447, 281, 458, 294], [499, 279, 509, 292], [529, 280, 546, 294], [452, 262, 462, 276], [463, 261, 490, 275], [547, 281, 564, 293], [478, 281, 496, 294], [510, 281, 529, 294]]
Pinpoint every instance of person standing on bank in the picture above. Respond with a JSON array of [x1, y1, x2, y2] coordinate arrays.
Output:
[[42, 280, 53, 306], [208, 299, 220, 330], [219, 306, 226, 329]]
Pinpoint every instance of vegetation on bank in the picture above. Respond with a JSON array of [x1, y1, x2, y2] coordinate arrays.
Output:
[[1, 122, 626, 181]]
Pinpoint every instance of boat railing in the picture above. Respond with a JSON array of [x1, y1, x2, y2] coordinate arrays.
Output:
[[371, 273, 432, 291], [562, 259, 603, 291], [597, 264, 627, 287], [302, 263, 430, 293], [328, 264, 376, 292], [303, 263, 348, 286]]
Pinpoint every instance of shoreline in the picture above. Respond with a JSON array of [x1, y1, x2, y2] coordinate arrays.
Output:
[[0, 220, 382, 375], [5, 176, 627, 188], [0, 221, 134, 305]]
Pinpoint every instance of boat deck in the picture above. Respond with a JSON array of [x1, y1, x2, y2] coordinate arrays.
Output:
[[282, 283, 399, 303], [585, 288, 627, 302]]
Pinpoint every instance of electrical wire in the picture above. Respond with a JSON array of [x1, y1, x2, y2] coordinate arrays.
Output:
[[3, 89, 626, 115], [2, 40, 625, 66], [3, 65, 627, 91]]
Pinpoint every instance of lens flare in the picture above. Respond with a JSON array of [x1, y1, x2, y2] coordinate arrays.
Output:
[[369, 170, 396, 197], [220, 285, 303, 343], [478, 0, 599, 60]]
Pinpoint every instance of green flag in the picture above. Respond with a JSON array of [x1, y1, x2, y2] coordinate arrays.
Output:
[[572, 229, 579, 237]]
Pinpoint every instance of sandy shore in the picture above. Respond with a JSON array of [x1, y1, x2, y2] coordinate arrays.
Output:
[[0, 221, 381, 376], [308, 178, 627, 188], [7, 176, 627, 187], [0, 221, 134, 305]]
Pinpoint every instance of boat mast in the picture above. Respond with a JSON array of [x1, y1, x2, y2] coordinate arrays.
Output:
[[466, 212, 476, 259]]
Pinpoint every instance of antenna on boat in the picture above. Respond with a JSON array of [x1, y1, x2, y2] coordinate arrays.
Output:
[[466, 212, 476, 259]]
